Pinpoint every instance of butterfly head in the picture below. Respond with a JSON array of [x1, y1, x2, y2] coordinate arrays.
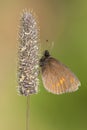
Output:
[[39, 50, 50, 67], [44, 50, 50, 57]]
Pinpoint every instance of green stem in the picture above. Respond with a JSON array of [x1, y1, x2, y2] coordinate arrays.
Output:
[[26, 96, 30, 130]]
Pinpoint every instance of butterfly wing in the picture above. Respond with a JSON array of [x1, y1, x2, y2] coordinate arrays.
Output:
[[41, 57, 81, 94]]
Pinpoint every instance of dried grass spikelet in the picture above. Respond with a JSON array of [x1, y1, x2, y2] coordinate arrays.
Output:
[[17, 10, 40, 96]]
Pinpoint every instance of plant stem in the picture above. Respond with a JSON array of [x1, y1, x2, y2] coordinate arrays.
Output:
[[26, 96, 30, 130]]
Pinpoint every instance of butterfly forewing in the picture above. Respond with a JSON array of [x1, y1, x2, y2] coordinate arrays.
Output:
[[41, 57, 81, 94]]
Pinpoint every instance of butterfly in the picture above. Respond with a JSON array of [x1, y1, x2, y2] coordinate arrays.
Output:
[[39, 50, 81, 94]]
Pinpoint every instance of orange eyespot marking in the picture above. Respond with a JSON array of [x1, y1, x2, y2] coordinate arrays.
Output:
[[60, 77, 65, 85], [60, 79, 63, 84], [51, 84, 55, 88], [70, 77, 75, 83], [57, 82, 60, 87]]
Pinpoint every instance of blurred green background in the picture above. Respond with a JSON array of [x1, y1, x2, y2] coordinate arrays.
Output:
[[0, 0, 87, 130]]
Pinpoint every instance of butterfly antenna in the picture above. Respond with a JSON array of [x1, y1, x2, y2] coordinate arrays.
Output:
[[46, 40, 54, 54], [50, 41, 54, 54], [45, 39, 50, 51]]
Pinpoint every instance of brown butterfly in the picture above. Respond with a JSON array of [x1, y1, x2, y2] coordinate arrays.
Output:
[[39, 50, 81, 94]]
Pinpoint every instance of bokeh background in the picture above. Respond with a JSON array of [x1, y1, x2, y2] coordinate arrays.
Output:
[[0, 0, 87, 130]]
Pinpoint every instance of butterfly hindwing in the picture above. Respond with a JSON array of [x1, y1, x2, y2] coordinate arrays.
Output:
[[41, 57, 81, 94]]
